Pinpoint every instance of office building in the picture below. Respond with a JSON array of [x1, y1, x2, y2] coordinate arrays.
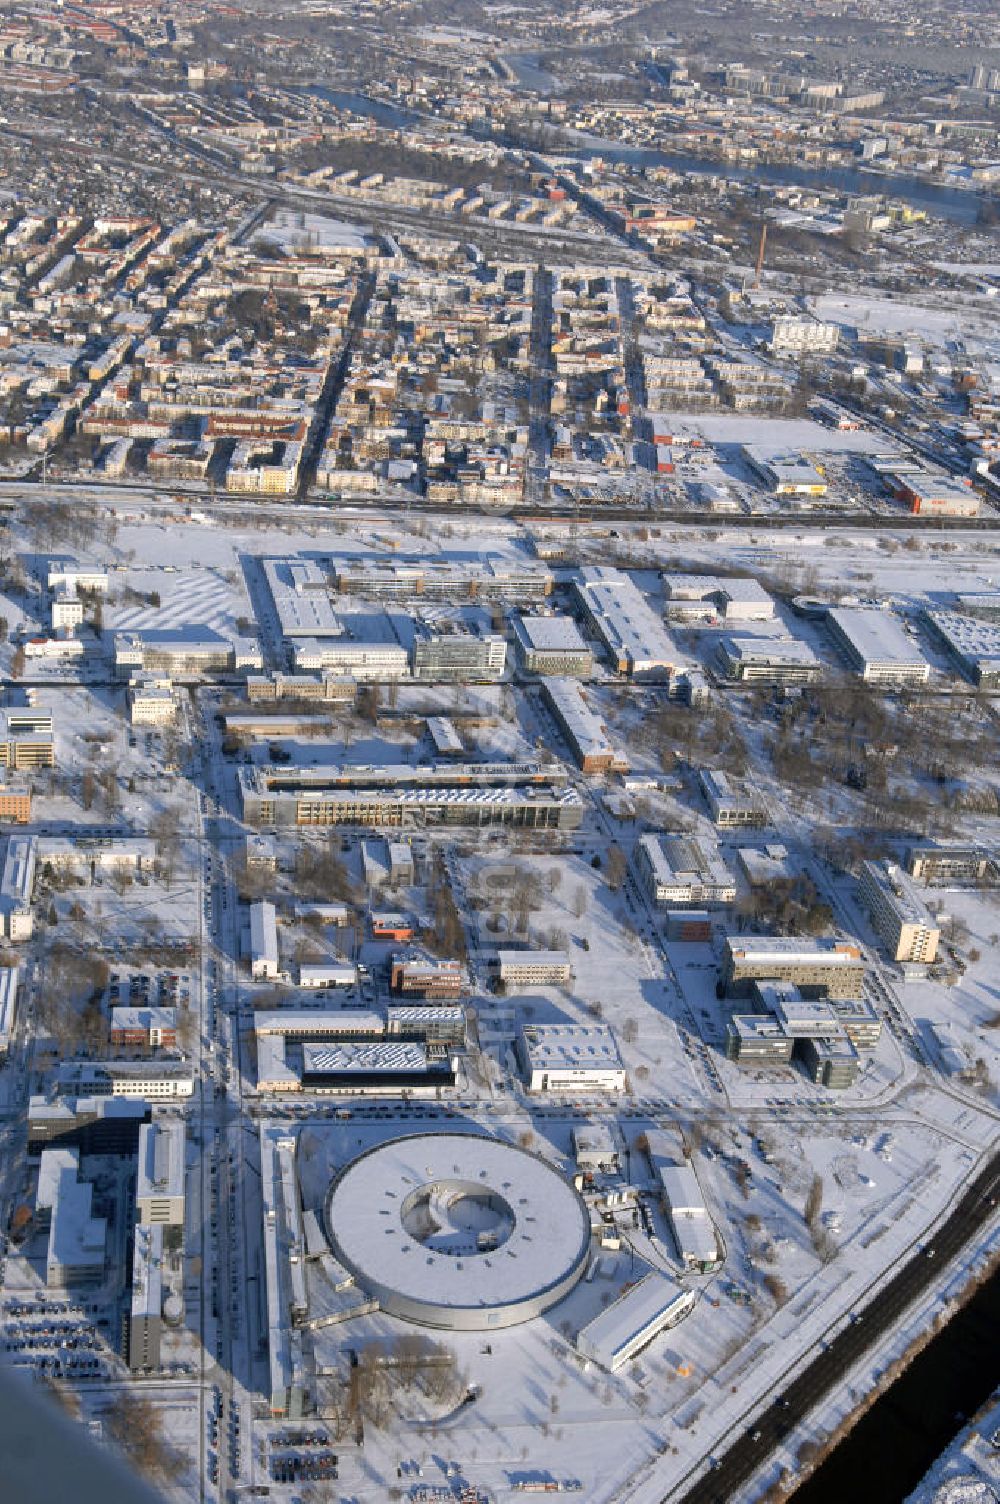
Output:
[[514, 614, 594, 676], [291, 638, 409, 679], [27, 1095, 150, 1155], [0, 708, 54, 769], [0, 833, 35, 939], [0, 783, 31, 824], [858, 860, 940, 964], [496, 950, 573, 987], [540, 677, 628, 772], [636, 833, 736, 907], [55, 1061, 196, 1099], [330, 552, 553, 603], [239, 761, 583, 832], [128, 1222, 163, 1372], [0, 964, 18, 1057], [518, 1024, 626, 1093], [43, 1149, 106, 1288], [826, 608, 930, 686], [301, 1041, 456, 1092], [390, 952, 466, 998], [717, 636, 822, 686], [723, 936, 865, 1000], [699, 769, 768, 828], [135, 1118, 185, 1227], [724, 1012, 796, 1066], [906, 844, 995, 885], [128, 675, 177, 725], [411, 627, 506, 682], [110, 1007, 177, 1049]]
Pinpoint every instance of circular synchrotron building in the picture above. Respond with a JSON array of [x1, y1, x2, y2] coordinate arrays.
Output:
[[324, 1132, 592, 1331]]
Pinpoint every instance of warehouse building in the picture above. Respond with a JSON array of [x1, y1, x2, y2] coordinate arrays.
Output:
[[261, 558, 342, 640], [297, 962, 357, 989], [249, 900, 280, 979], [923, 610, 1000, 690], [636, 832, 736, 908], [717, 635, 822, 686], [572, 566, 681, 682], [518, 1024, 626, 1093], [540, 677, 628, 772], [576, 1273, 695, 1371], [857, 860, 940, 964], [885, 468, 979, 518], [649, 1149, 719, 1271], [825, 608, 930, 686], [743, 447, 828, 496], [664, 575, 775, 621], [514, 614, 594, 676]]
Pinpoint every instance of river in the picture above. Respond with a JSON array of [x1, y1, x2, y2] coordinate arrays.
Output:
[[791, 1266, 1000, 1503], [565, 133, 987, 226], [305, 86, 987, 225]]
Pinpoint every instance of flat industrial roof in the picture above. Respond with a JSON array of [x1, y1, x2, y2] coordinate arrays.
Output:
[[325, 1132, 591, 1315]]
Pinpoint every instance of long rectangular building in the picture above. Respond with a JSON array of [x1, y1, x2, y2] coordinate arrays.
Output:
[[572, 567, 681, 682], [858, 860, 940, 964], [923, 610, 1000, 690], [636, 833, 736, 908], [239, 762, 583, 831], [826, 608, 929, 686], [540, 677, 628, 773], [330, 553, 553, 602], [576, 1273, 694, 1371], [723, 936, 865, 1000], [260, 1127, 307, 1417]]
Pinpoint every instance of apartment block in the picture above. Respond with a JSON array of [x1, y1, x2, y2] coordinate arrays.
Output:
[[857, 860, 940, 964]]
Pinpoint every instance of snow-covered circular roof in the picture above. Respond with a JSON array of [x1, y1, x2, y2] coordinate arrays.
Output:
[[325, 1132, 592, 1329]]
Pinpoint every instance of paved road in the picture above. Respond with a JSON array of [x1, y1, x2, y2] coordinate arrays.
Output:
[[671, 1149, 1000, 1504]]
